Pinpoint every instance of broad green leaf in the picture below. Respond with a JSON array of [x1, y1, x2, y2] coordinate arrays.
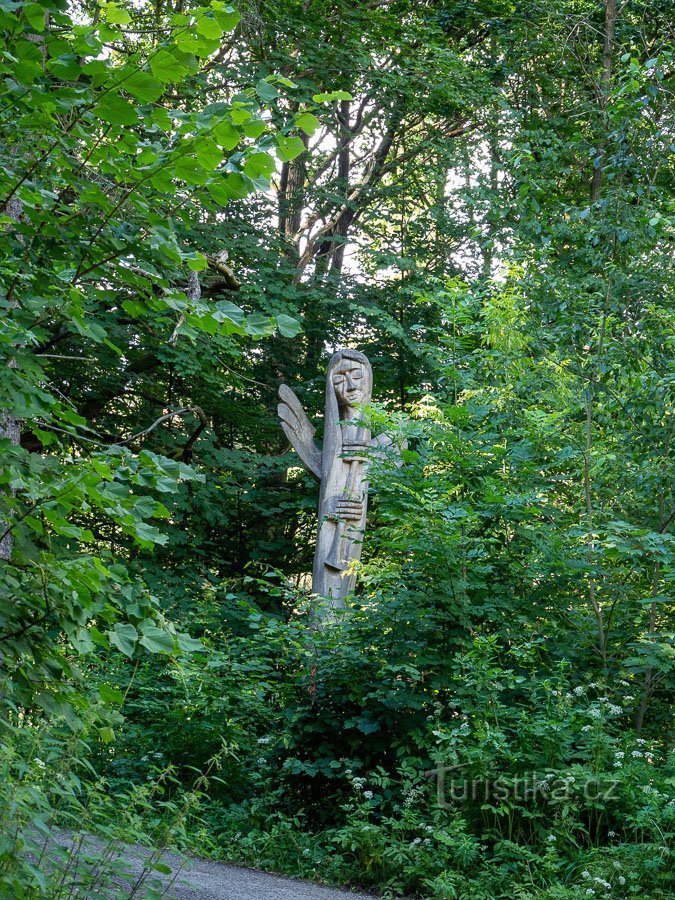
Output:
[[242, 118, 266, 139], [245, 312, 275, 337], [138, 624, 176, 654], [93, 92, 139, 126], [256, 79, 279, 102], [108, 623, 138, 658], [102, 3, 131, 25], [243, 152, 276, 180], [186, 252, 208, 271], [24, 2, 47, 31], [312, 90, 353, 102], [276, 135, 305, 162], [295, 112, 320, 136], [211, 2, 240, 32], [150, 49, 189, 83], [177, 633, 205, 653], [123, 70, 164, 103], [135, 522, 168, 544], [195, 136, 222, 170], [214, 120, 240, 151], [98, 683, 124, 705], [196, 13, 223, 40], [276, 314, 302, 337]]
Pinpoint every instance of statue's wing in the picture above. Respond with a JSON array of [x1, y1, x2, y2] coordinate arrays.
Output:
[[278, 384, 322, 480], [369, 432, 406, 467]]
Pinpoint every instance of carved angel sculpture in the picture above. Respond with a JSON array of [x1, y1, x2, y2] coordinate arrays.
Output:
[[278, 349, 394, 609]]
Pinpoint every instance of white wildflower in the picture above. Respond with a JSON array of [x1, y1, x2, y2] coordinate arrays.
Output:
[[607, 704, 622, 715], [631, 750, 643, 758], [574, 686, 585, 696], [547, 834, 556, 842], [33, 758, 46, 769], [363, 790, 373, 800], [582, 725, 593, 732], [614, 751, 625, 758], [582, 870, 591, 879], [257, 736, 271, 745], [618, 876, 626, 885]]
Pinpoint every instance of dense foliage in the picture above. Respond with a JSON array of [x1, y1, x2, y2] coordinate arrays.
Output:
[[1, 0, 673, 897]]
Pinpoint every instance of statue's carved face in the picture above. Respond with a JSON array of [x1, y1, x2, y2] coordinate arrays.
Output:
[[332, 361, 366, 409]]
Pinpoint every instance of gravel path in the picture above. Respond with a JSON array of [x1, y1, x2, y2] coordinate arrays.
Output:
[[44, 833, 378, 899], [158, 851, 377, 899]]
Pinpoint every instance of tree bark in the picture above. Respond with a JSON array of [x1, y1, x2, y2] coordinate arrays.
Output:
[[590, 0, 618, 202], [0, 196, 23, 562]]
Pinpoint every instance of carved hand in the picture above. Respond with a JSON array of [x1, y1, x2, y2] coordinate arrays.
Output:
[[340, 440, 369, 458], [329, 496, 365, 521]]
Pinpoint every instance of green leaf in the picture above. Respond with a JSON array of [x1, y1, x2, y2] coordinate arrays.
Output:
[[276, 314, 302, 337], [150, 49, 189, 83], [245, 312, 275, 337], [195, 136, 222, 170], [24, 2, 47, 31], [222, 172, 251, 199], [151, 862, 173, 875], [242, 118, 265, 139], [138, 624, 176, 654], [175, 30, 220, 58], [312, 90, 353, 102], [186, 252, 208, 271], [108, 623, 138, 658], [174, 155, 208, 185], [102, 3, 131, 25], [123, 70, 164, 103], [93, 92, 139, 126], [295, 112, 320, 136], [135, 522, 168, 545], [256, 79, 279, 102], [214, 300, 245, 328], [98, 683, 124, 705], [276, 135, 305, 162], [243, 151, 276, 180], [211, 2, 240, 32], [214, 120, 240, 151], [196, 13, 223, 40], [177, 632, 205, 653]]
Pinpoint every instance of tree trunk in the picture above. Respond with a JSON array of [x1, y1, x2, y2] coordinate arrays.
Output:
[[0, 196, 23, 562], [590, 0, 618, 202]]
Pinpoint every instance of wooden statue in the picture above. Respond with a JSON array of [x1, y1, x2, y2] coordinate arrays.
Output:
[[278, 349, 393, 609]]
